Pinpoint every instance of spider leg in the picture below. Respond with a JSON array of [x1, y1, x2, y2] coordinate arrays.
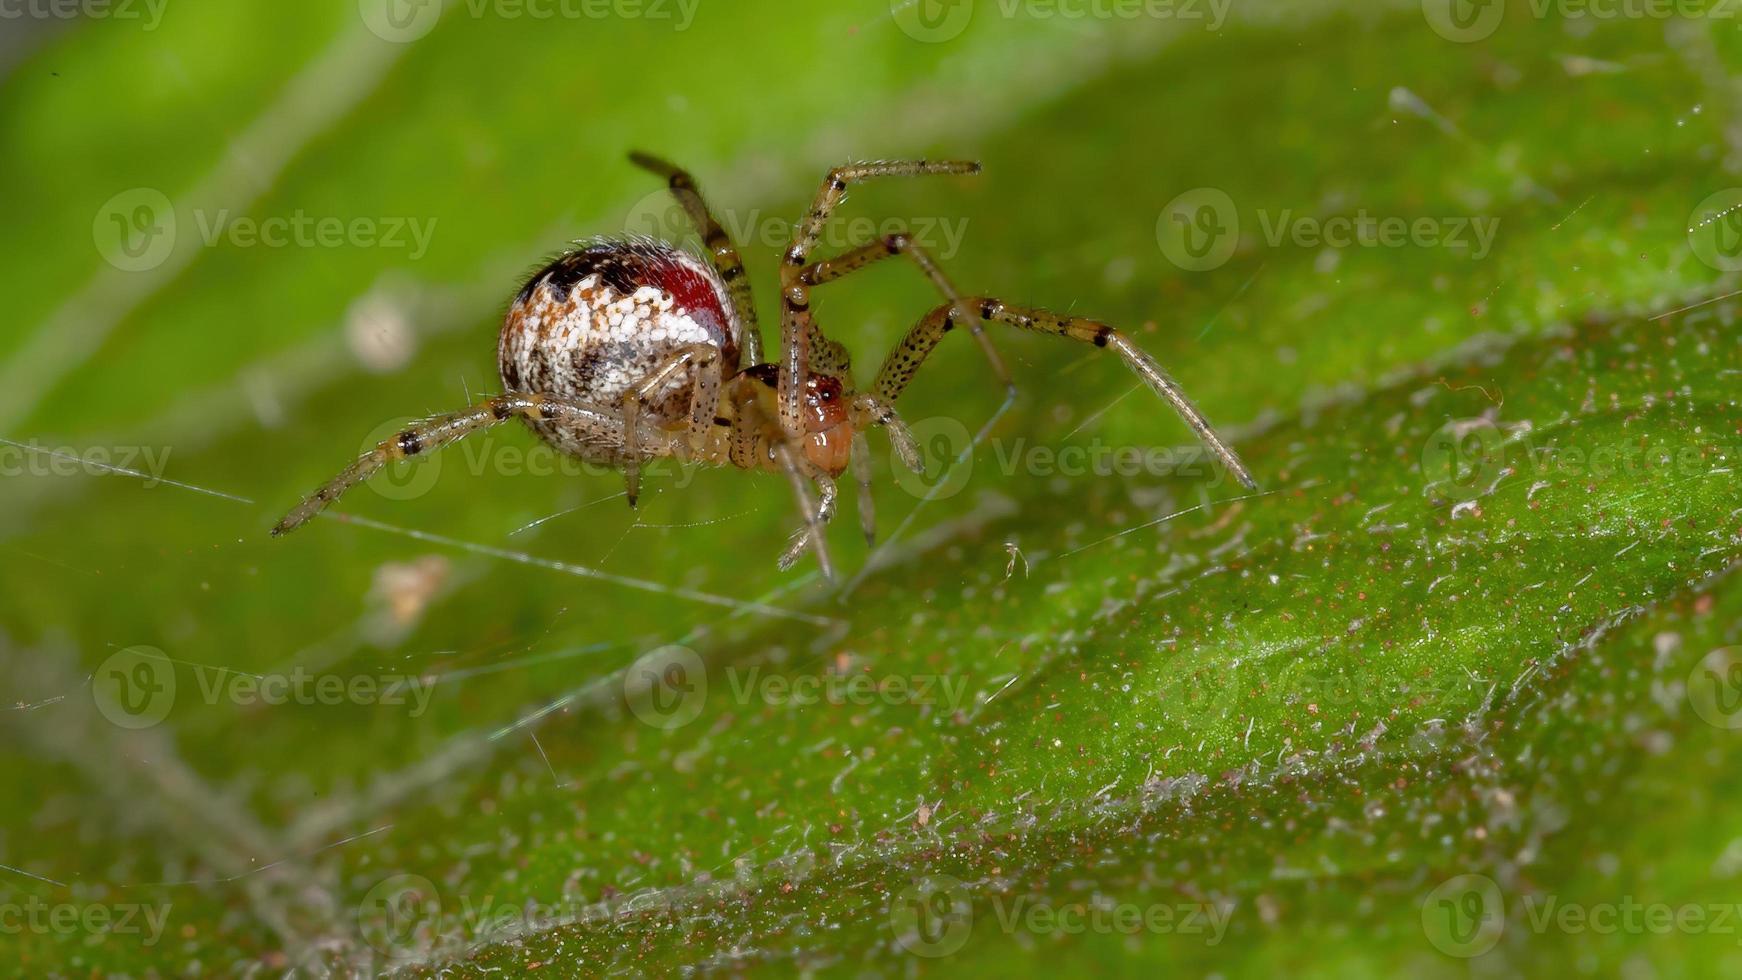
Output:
[[850, 431, 876, 546], [271, 393, 654, 536], [799, 231, 1012, 398], [620, 343, 723, 507], [849, 392, 920, 471], [777, 463, 838, 570], [872, 298, 1258, 490], [628, 151, 764, 366], [773, 441, 836, 581], [776, 160, 981, 439]]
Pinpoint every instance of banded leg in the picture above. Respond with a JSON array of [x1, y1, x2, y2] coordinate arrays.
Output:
[[620, 343, 724, 507], [849, 392, 920, 472], [628, 151, 763, 366], [776, 160, 982, 438], [798, 231, 1012, 396], [872, 298, 1258, 490], [272, 394, 649, 536]]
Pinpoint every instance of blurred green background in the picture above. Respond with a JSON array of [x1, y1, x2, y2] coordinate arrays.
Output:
[[5, 0, 1742, 975]]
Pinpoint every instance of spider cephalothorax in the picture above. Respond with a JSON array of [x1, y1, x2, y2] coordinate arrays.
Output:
[[273, 152, 1256, 580]]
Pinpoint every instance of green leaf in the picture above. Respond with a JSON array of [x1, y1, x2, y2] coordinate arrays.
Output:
[[4, 3, 1742, 976]]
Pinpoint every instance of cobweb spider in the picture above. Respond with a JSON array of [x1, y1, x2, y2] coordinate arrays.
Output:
[[273, 153, 1257, 579]]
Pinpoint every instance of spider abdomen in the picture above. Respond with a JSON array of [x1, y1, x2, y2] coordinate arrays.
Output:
[[498, 239, 740, 462]]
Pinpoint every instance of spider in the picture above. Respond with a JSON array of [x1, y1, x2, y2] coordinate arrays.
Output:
[[272, 153, 1257, 579]]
